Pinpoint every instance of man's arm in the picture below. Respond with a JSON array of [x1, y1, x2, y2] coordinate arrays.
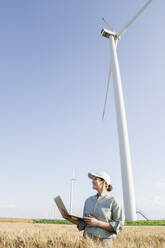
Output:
[[83, 216, 115, 232]]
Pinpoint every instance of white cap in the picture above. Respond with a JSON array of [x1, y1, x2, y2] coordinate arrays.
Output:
[[88, 171, 111, 186]]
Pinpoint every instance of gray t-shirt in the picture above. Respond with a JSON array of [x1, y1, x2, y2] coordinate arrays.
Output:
[[77, 190, 125, 239]]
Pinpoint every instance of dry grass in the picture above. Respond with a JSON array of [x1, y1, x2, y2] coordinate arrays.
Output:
[[0, 222, 164, 248], [0, 218, 33, 223]]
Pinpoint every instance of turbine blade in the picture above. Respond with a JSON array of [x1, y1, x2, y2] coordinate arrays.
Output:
[[102, 18, 114, 32], [117, 0, 152, 38], [102, 40, 118, 120], [102, 62, 113, 120]]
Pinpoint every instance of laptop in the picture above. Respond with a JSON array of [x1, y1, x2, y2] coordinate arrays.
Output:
[[54, 195, 84, 221]]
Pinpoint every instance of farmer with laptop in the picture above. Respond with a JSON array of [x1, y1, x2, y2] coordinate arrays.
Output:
[[62, 171, 125, 248]]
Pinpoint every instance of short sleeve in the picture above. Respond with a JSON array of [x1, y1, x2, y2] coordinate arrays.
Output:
[[109, 198, 125, 234]]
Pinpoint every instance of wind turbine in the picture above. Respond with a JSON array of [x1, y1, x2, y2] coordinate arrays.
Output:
[[69, 169, 76, 215], [101, 0, 152, 221]]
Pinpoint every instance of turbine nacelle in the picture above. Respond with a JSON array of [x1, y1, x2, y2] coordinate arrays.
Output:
[[101, 28, 116, 39]]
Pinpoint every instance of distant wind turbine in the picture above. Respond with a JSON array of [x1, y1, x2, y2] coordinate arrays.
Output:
[[101, 0, 152, 221], [69, 169, 76, 215]]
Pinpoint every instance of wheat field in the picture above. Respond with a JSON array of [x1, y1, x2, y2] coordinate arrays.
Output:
[[0, 222, 165, 248]]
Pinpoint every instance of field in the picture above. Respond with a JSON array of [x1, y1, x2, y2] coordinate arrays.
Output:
[[33, 219, 165, 226], [0, 218, 33, 223], [0, 222, 165, 248]]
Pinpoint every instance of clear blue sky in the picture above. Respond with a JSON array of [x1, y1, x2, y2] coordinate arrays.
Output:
[[0, 0, 165, 220]]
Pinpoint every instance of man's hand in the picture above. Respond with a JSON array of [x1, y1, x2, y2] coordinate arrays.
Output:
[[61, 209, 80, 225], [83, 215, 100, 227]]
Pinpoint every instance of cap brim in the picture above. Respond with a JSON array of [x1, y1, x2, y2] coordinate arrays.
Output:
[[88, 173, 99, 179]]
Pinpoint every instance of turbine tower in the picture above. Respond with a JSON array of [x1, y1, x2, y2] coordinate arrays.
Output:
[[101, 0, 152, 221], [69, 169, 76, 215]]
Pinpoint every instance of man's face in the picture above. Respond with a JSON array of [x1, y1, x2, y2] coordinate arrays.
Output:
[[92, 176, 104, 190]]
